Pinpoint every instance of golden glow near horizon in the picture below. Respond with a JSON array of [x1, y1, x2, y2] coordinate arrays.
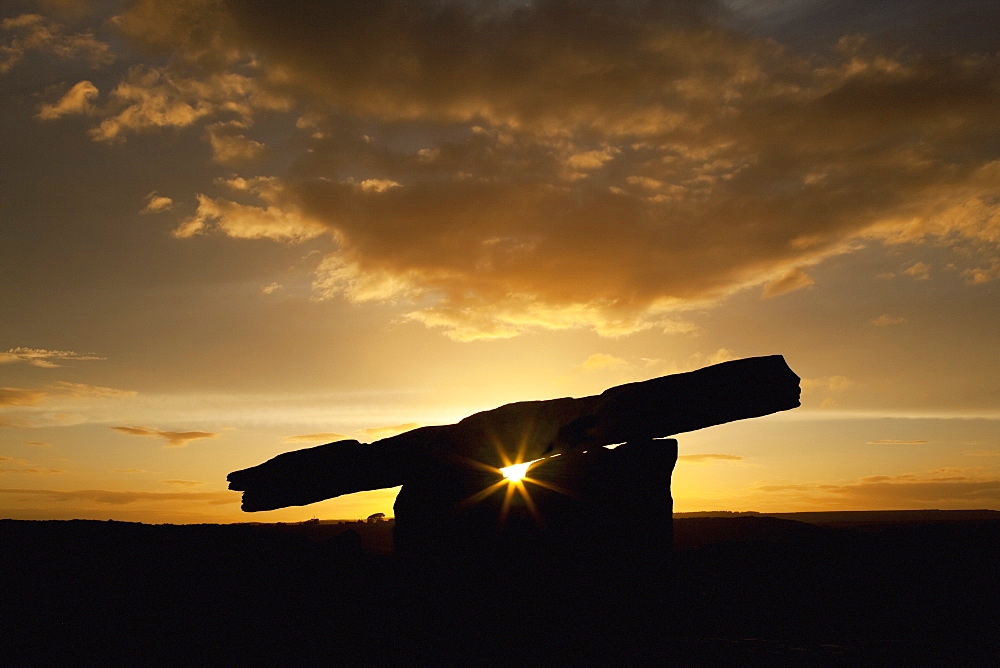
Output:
[[0, 2, 998, 523]]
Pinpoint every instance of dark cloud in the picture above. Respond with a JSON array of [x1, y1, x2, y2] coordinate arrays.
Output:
[[730, 0, 1000, 56], [23, 0, 1000, 338], [0, 12, 113, 74]]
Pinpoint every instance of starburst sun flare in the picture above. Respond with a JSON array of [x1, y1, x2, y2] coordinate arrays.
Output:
[[500, 461, 534, 482]]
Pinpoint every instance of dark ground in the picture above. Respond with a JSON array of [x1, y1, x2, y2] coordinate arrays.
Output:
[[3, 514, 998, 666]]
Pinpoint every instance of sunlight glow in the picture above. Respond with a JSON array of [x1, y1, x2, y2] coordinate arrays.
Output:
[[500, 461, 532, 481]]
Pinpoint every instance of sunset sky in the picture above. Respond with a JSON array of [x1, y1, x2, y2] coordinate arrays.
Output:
[[2, 0, 998, 524]]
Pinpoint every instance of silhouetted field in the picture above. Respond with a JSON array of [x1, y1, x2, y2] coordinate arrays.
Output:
[[3, 513, 998, 665]]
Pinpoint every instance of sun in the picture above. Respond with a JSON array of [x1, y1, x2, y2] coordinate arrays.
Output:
[[499, 461, 532, 482]]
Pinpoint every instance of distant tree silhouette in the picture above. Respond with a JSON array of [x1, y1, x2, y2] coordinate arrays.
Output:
[[366, 512, 386, 524]]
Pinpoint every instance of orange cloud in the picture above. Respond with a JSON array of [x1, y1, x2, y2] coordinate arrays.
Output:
[[0, 13, 112, 74], [761, 268, 815, 299], [871, 314, 907, 327], [0, 387, 47, 407], [0, 347, 104, 367], [36, 80, 98, 119], [204, 121, 268, 165], [32, 1, 1000, 339], [86, 65, 291, 143], [173, 177, 324, 241], [49, 381, 137, 398], [111, 426, 220, 447], [678, 454, 743, 463], [282, 432, 350, 443], [963, 259, 1000, 285], [867, 439, 929, 445], [0, 382, 135, 412], [577, 354, 629, 373], [755, 471, 1000, 507], [902, 261, 932, 280], [360, 423, 422, 440], [0, 487, 236, 505], [141, 191, 174, 214]]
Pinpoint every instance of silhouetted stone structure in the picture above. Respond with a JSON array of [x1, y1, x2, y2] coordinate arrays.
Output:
[[228, 355, 799, 658], [228, 355, 800, 512]]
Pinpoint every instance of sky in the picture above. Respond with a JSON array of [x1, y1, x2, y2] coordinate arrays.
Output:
[[1, 0, 997, 524]]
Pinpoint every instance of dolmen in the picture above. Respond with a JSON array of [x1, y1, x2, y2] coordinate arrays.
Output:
[[228, 356, 800, 659], [229, 355, 800, 552]]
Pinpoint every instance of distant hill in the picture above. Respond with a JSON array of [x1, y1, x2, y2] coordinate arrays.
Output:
[[674, 509, 1000, 526]]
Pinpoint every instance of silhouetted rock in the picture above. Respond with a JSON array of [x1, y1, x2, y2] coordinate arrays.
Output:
[[223, 356, 801, 661], [395, 437, 677, 563], [228, 355, 800, 510], [389, 439, 678, 662]]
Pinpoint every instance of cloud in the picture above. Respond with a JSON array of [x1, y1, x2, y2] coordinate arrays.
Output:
[[282, 432, 350, 443], [360, 423, 422, 440], [871, 314, 907, 327], [577, 353, 630, 373], [965, 450, 1000, 457], [761, 268, 815, 299], [963, 258, 1000, 285], [48, 381, 137, 398], [902, 261, 931, 280], [162, 479, 204, 486], [141, 191, 174, 214], [111, 425, 220, 447], [801, 375, 853, 393], [0, 487, 236, 505], [33, 1, 1000, 339], [0, 381, 135, 410], [755, 470, 1000, 506], [0, 347, 104, 367], [0, 457, 64, 474], [204, 121, 268, 165], [84, 64, 291, 143], [26, 441, 51, 447], [172, 177, 325, 241], [0, 13, 112, 74], [678, 454, 744, 463], [0, 387, 48, 407], [36, 79, 99, 119], [867, 439, 929, 445], [800, 375, 853, 408]]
